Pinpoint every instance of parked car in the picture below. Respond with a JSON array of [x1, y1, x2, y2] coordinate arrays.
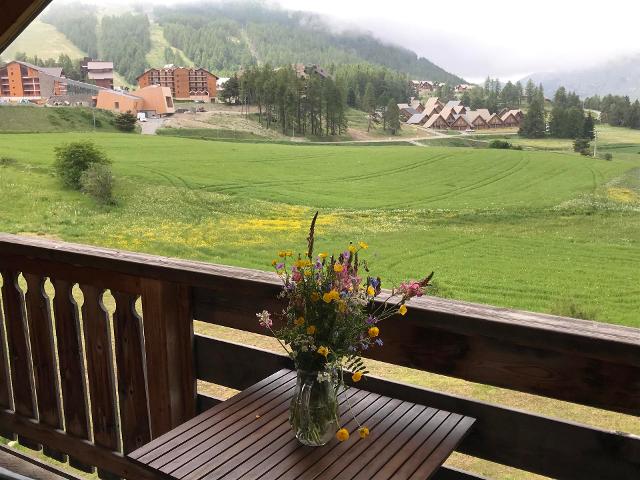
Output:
[[465, 128, 475, 133], [194, 100, 205, 104]]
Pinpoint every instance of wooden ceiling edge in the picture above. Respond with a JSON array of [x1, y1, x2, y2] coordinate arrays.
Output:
[[0, 0, 54, 56]]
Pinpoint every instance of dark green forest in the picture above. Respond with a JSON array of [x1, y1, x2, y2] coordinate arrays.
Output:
[[43, 5, 150, 84], [41, 2, 463, 85], [41, 6, 98, 59]]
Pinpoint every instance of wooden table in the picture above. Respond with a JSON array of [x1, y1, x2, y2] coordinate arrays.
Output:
[[129, 369, 475, 480]]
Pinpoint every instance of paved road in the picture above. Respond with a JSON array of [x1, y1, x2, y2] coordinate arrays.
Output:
[[140, 118, 166, 135]]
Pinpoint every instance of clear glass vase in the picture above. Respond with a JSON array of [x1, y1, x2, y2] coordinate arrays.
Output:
[[289, 369, 339, 446]]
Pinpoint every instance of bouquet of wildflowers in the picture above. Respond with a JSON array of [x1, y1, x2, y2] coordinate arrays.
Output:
[[257, 214, 432, 444]]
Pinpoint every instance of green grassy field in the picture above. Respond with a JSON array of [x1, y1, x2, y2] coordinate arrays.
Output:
[[1, 132, 638, 327], [0, 106, 118, 133]]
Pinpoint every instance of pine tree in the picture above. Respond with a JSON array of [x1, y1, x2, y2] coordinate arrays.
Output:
[[362, 82, 376, 132], [583, 112, 595, 140], [519, 92, 546, 138], [384, 99, 401, 135]]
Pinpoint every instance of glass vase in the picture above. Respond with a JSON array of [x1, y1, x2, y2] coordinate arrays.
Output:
[[289, 369, 339, 446]]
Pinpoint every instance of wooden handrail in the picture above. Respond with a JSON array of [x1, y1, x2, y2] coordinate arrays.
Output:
[[0, 233, 638, 479]]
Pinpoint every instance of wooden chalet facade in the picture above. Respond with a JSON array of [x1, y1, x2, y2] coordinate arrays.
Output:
[[487, 113, 505, 128], [425, 113, 449, 129], [450, 114, 472, 130]]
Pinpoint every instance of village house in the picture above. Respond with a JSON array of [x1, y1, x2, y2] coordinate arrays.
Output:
[[398, 104, 420, 122], [424, 113, 449, 129], [137, 66, 218, 101], [501, 109, 523, 127], [487, 113, 505, 128], [464, 111, 489, 130], [450, 114, 472, 131]]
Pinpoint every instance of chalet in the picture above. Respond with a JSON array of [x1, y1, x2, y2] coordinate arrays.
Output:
[[487, 113, 505, 128], [423, 96, 444, 114], [450, 114, 472, 131], [411, 80, 435, 94], [453, 105, 467, 115], [425, 113, 449, 129], [438, 106, 457, 125], [406, 111, 430, 125], [398, 105, 419, 121], [464, 111, 489, 130], [409, 98, 424, 112], [445, 100, 462, 109], [455, 84, 474, 93], [501, 109, 524, 127]]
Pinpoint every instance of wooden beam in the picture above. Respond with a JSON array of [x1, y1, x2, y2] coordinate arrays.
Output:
[[0, 1, 53, 54], [194, 334, 640, 480], [0, 409, 166, 480]]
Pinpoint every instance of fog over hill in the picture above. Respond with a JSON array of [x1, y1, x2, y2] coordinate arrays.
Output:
[[523, 54, 640, 100]]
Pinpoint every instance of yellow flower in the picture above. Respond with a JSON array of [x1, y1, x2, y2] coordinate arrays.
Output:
[[294, 316, 305, 327], [358, 427, 370, 439], [367, 285, 375, 296], [323, 289, 339, 303], [368, 326, 379, 338], [399, 304, 408, 316], [310, 292, 320, 302], [285, 250, 293, 257], [304, 269, 312, 277], [338, 300, 347, 313], [334, 264, 344, 273], [317, 346, 329, 357], [348, 244, 357, 253], [358, 241, 369, 249], [336, 428, 349, 442], [271, 259, 278, 266], [293, 259, 304, 268], [352, 371, 363, 382], [318, 252, 328, 259], [307, 325, 317, 335], [278, 250, 287, 258]]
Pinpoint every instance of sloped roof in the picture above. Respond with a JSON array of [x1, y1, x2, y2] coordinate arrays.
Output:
[[487, 113, 504, 124], [407, 112, 429, 124], [501, 110, 521, 121], [401, 107, 419, 115], [451, 114, 471, 127], [10, 60, 63, 78], [425, 114, 446, 128], [464, 111, 488, 125], [88, 72, 113, 80], [445, 100, 462, 108], [423, 97, 442, 110], [453, 105, 466, 114]]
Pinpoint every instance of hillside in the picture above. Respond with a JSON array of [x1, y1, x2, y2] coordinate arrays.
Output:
[[0, 106, 118, 133], [523, 54, 640, 99], [4, 1, 464, 84]]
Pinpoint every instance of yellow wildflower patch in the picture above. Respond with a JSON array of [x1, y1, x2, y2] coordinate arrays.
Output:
[[608, 187, 640, 204]]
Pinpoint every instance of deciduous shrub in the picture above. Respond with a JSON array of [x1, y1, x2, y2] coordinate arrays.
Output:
[[0, 156, 17, 167], [54, 141, 111, 190], [602, 152, 613, 161], [80, 163, 115, 204], [488, 139, 513, 149], [114, 111, 137, 132], [573, 138, 591, 156]]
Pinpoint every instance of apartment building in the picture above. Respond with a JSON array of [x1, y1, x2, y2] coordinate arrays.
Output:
[[82, 58, 114, 89], [0, 60, 67, 102], [137, 66, 218, 101]]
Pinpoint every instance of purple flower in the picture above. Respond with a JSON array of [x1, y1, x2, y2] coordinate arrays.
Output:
[[366, 315, 377, 325], [375, 338, 384, 347], [343, 251, 351, 260], [275, 262, 285, 270]]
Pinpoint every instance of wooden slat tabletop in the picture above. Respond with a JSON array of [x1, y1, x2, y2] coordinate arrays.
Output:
[[128, 369, 475, 480]]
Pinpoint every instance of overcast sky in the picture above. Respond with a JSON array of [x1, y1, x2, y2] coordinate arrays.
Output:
[[52, 0, 640, 82]]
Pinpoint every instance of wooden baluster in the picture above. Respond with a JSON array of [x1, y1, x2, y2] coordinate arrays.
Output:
[[141, 279, 195, 438], [51, 279, 93, 473], [23, 274, 64, 461], [0, 283, 15, 440], [0, 270, 39, 450], [80, 284, 119, 479], [112, 290, 151, 454]]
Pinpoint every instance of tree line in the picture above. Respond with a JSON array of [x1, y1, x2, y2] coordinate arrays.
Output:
[[225, 65, 347, 137], [584, 94, 640, 130]]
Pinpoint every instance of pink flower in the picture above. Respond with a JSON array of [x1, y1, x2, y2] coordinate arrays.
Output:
[[292, 269, 303, 282], [399, 281, 424, 299]]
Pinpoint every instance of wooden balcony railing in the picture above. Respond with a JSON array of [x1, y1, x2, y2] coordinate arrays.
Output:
[[0, 233, 638, 479]]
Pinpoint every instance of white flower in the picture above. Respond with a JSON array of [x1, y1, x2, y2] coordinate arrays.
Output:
[[256, 310, 272, 328]]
